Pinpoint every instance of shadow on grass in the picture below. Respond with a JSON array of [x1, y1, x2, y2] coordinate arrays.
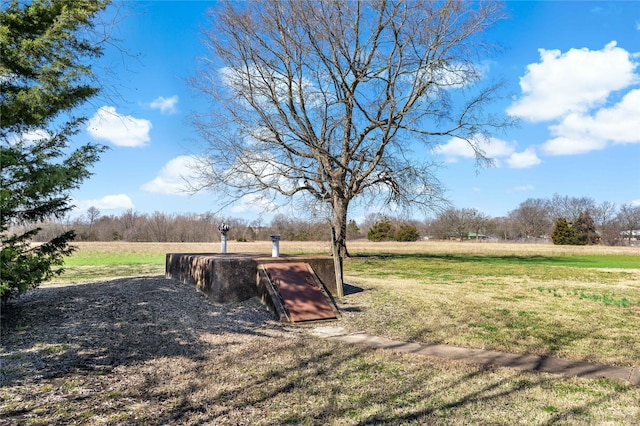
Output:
[[150, 340, 634, 425], [350, 252, 591, 267], [343, 282, 364, 295]]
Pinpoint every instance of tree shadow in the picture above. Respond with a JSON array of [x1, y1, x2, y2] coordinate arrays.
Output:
[[1, 276, 277, 386], [150, 340, 636, 425]]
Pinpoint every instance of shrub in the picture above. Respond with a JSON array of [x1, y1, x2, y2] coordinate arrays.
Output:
[[574, 210, 599, 245], [394, 225, 420, 242], [367, 220, 395, 242]]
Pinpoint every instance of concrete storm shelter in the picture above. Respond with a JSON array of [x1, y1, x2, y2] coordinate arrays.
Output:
[[166, 236, 342, 323]]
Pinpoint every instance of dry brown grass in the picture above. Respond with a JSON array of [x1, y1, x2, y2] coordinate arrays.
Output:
[[339, 272, 640, 366], [69, 239, 640, 257], [337, 241, 640, 368], [345, 240, 640, 256]]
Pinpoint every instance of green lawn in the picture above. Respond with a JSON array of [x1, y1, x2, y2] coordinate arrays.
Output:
[[342, 252, 640, 367]]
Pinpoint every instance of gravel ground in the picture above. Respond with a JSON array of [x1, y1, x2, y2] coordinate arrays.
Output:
[[0, 276, 309, 424], [1, 276, 301, 380]]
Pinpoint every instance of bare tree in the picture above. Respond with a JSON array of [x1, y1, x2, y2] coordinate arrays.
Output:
[[434, 207, 478, 241], [145, 212, 173, 242], [490, 216, 513, 241], [547, 194, 596, 223], [190, 0, 513, 287], [86, 206, 101, 229], [617, 203, 640, 245], [508, 198, 552, 240], [249, 217, 269, 240], [119, 208, 142, 241], [592, 200, 618, 245], [469, 209, 491, 240]]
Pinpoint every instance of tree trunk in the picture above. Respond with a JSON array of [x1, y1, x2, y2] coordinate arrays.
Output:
[[330, 227, 344, 298], [330, 196, 349, 298], [332, 196, 350, 259]]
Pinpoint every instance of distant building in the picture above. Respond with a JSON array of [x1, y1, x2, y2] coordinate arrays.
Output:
[[466, 232, 488, 240], [620, 230, 640, 246]]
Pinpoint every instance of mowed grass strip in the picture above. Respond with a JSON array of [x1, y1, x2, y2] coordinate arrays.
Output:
[[56, 242, 217, 281], [56, 241, 331, 282], [348, 252, 640, 270]]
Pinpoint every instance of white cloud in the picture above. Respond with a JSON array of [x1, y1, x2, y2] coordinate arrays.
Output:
[[220, 65, 327, 110], [431, 61, 486, 89], [87, 106, 152, 147], [541, 136, 606, 156], [542, 89, 640, 155], [141, 155, 202, 195], [433, 138, 473, 162], [507, 42, 640, 156], [588, 89, 640, 143], [434, 136, 515, 165], [22, 129, 50, 142], [508, 42, 638, 122], [482, 139, 517, 159], [506, 147, 542, 168], [150, 95, 179, 114], [436, 137, 542, 169], [73, 194, 134, 211]]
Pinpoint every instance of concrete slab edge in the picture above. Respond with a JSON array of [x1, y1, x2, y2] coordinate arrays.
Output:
[[332, 333, 639, 387]]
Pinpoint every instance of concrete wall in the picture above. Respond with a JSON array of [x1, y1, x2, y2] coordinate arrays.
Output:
[[165, 253, 339, 304]]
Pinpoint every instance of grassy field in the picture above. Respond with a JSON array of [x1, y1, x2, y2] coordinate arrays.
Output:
[[3, 240, 639, 424], [56, 240, 640, 277]]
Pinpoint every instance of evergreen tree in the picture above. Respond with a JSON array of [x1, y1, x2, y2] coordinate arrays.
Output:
[[551, 217, 573, 245], [367, 219, 395, 242], [1, 0, 110, 300], [574, 210, 599, 245]]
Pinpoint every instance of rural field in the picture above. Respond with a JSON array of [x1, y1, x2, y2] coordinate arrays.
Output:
[[2, 240, 639, 424]]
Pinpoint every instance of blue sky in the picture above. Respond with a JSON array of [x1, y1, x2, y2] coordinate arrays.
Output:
[[69, 1, 640, 223]]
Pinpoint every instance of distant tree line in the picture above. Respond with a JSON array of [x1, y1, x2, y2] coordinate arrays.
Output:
[[11, 194, 640, 246], [428, 195, 640, 246], [14, 210, 334, 243]]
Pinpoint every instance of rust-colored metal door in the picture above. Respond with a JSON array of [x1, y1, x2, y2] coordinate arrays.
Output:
[[263, 263, 337, 322]]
